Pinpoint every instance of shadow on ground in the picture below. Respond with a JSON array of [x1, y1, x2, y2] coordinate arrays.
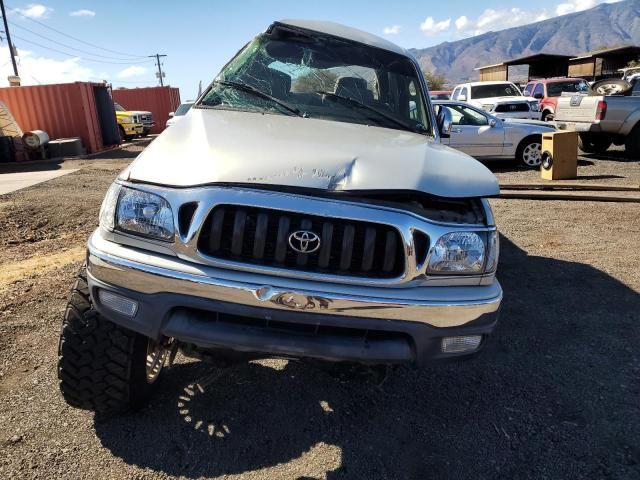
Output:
[[94, 235, 640, 479]]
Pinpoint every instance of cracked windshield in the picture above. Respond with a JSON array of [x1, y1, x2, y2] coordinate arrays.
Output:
[[199, 27, 431, 134]]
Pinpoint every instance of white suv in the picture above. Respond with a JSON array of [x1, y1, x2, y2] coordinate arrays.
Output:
[[452, 81, 541, 120]]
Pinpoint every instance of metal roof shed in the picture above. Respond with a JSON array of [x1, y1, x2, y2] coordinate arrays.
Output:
[[476, 54, 574, 82], [569, 45, 640, 80]]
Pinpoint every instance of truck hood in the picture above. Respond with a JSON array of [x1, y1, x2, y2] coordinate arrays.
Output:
[[477, 96, 535, 104], [125, 108, 500, 198]]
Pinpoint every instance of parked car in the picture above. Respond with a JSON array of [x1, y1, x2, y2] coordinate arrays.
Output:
[[166, 101, 194, 128], [451, 81, 542, 120], [113, 103, 143, 141], [58, 19, 503, 414], [522, 78, 589, 121], [114, 102, 154, 137], [429, 90, 451, 100], [433, 100, 555, 167], [554, 75, 640, 156]]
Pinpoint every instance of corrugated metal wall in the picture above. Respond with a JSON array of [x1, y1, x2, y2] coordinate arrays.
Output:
[[479, 65, 508, 81], [112, 86, 181, 134], [0, 82, 118, 154]]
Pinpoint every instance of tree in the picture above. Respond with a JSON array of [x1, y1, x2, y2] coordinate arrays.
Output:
[[422, 70, 447, 91], [627, 59, 640, 68]]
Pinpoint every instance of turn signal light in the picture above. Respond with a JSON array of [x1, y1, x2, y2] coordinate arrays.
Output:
[[98, 289, 138, 317], [441, 335, 482, 353]]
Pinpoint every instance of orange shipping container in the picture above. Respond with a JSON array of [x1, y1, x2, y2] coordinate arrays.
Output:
[[0, 82, 120, 154], [112, 86, 181, 135]]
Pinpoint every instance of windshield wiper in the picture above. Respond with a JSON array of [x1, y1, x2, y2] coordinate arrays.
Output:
[[212, 80, 305, 117], [316, 91, 426, 134]]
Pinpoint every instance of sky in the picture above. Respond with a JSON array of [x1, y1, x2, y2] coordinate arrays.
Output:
[[0, 0, 623, 99]]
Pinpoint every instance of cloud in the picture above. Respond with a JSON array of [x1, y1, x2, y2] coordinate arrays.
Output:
[[383, 25, 401, 35], [556, 0, 596, 15], [420, 17, 451, 35], [455, 16, 469, 30], [15, 3, 51, 18], [0, 46, 96, 85], [453, 0, 617, 37], [117, 65, 147, 79], [69, 9, 96, 17]]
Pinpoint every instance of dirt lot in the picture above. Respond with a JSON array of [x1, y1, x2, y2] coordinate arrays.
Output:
[[0, 140, 639, 479]]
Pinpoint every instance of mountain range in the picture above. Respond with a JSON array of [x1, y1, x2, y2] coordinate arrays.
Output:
[[409, 0, 640, 85]]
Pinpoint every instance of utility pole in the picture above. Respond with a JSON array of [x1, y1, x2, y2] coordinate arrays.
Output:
[[149, 53, 167, 87], [0, 0, 18, 77]]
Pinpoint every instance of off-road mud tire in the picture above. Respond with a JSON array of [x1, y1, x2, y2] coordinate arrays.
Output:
[[57, 266, 159, 414]]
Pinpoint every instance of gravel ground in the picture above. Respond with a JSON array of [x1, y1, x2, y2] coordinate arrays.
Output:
[[0, 140, 639, 479]]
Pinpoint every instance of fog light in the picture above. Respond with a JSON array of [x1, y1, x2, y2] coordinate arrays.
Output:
[[98, 289, 138, 317], [441, 335, 482, 353]]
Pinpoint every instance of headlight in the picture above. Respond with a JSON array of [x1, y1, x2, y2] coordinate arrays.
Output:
[[99, 182, 121, 231], [116, 187, 174, 241], [428, 232, 485, 274], [529, 102, 541, 112]]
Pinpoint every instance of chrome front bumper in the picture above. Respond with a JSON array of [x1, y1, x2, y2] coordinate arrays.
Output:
[[87, 231, 502, 365]]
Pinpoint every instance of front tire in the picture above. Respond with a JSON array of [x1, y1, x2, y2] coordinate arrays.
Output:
[[578, 134, 612, 154], [516, 136, 542, 168], [58, 266, 166, 414]]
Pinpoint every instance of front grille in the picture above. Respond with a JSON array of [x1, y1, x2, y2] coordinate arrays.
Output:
[[494, 103, 530, 113], [198, 205, 405, 278], [141, 114, 153, 125]]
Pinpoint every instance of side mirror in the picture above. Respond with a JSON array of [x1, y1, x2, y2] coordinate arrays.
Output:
[[458, 94, 467, 102], [168, 112, 175, 118], [489, 118, 497, 128], [533, 92, 543, 100], [437, 106, 453, 138]]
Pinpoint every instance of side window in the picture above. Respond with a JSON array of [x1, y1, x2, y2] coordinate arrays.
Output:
[[533, 83, 544, 98], [632, 79, 640, 96], [523, 83, 533, 96], [461, 87, 469, 100], [452, 87, 460, 100], [451, 105, 488, 126]]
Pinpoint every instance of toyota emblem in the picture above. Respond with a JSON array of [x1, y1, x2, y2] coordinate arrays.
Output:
[[288, 230, 321, 254]]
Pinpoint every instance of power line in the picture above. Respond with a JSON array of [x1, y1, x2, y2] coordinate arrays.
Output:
[[6, 3, 148, 59], [9, 21, 151, 62], [10, 33, 156, 65]]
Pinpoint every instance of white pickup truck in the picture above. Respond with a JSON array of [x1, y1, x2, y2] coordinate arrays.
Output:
[[451, 81, 542, 120], [554, 75, 640, 156]]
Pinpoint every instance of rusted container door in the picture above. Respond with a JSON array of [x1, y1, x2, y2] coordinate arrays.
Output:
[[112, 86, 181, 134], [94, 86, 120, 145]]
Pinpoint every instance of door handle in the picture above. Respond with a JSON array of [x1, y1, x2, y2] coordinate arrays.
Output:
[[452, 128, 463, 134]]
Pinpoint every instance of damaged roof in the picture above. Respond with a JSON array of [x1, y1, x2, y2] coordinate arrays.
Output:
[[275, 19, 410, 58]]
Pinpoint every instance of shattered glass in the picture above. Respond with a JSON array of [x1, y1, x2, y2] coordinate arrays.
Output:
[[199, 26, 431, 133]]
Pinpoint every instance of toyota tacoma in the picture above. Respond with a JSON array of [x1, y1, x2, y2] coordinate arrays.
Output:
[[58, 20, 503, 414]]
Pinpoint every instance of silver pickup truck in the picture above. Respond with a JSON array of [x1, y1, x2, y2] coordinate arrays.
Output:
[[554, 76, 640, 156], [57, 20, 502, 415]]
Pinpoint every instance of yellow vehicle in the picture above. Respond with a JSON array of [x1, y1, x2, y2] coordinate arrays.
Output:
[[114, 102, 144, 141]]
